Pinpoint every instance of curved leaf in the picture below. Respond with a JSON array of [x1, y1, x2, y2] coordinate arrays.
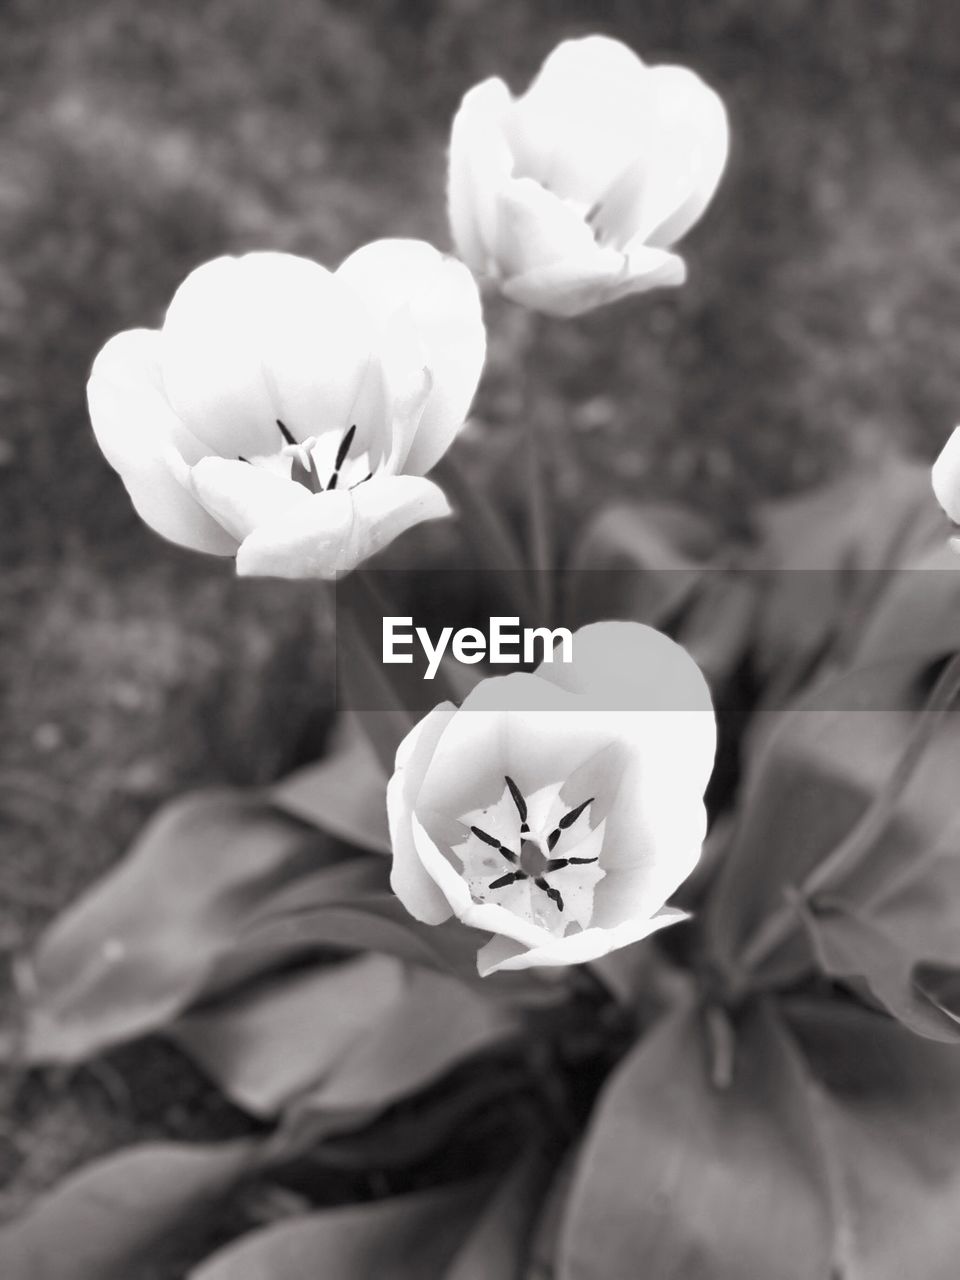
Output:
[[14, 790, 361, 1063], [752, 457, 942, 687], [272, 712, 390, 853], [797, 896, 960, 1042], [566, 502, 715, 632], [787, 998, 960, 1280], [707, 666, 960, 981], [190, 1181, 494, 1280], [557, 1000, 835, 1280], [444, 1148, 555, 1280], [0, 1140, 260, 1280], [296, 964, 521, 1132], [169, 954, 406, 1117]]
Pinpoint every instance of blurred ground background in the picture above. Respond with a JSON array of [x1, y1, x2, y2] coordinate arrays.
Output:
[[2, 0, 960, 1240]]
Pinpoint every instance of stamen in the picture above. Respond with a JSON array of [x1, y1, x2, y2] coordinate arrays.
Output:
[[276, 419, 296, 446], [334, 424, 357, 471], [535, 878, 564, 912], [545, 856, 600, 872], [350, 472, 373, 489], [504, 775, 529, 833], [470, 825, 517, 863], [546, 796, 594, 851], [489, 870, 528, 890], [328, 424, 357, 491], [238, 455, 251, 464]]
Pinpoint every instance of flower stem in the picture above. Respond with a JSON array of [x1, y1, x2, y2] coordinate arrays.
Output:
[[433, 450, 536, 625], [735, 649, 960, 982], [520, 316, 555, 625]]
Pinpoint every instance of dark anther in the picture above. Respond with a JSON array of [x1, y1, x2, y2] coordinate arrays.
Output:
[[504, 775, 528, 831], [276, 419, 296, 446], [489, 870, 528, 890], [328, 424, 357, 491], [334, 424, 357, 471], [238, 455, 251, 464], [471, 825, 517, 863], [545, 856, 599, 872], [546, 796, 594, 850], [535, 878, 564, 911]]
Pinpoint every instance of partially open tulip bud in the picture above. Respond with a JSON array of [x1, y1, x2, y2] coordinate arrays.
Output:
[[87, 242, 486, 578], [388, 622, 716, 975], [932, 426, 960, 533], [448, 35, 728, 318]]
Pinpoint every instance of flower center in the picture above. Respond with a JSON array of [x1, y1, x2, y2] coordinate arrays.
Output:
[[239, 419, 374, 493], [458, 773, 601, 926]]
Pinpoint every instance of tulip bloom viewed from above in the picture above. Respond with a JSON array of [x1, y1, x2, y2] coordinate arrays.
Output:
[[87, 241, 486, 578], [448, 35, 729, 317], [388, 622, 716, 974]]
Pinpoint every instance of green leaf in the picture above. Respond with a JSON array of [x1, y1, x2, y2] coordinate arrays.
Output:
[[14, 790, 364, 1063], [557, 1000, 835, 1280], [444, 1148, 555, 1280], [797, 896, 960, 1042], [189, 1181, 495, 1280], [707, 666, 960, 982], [787, 998, 960, 1279], [852, 541, 960, 667], [169, 954, 407, 1118], [295, 964, 521, 1133], [0, 1140, 260, 1280], [751, 458, 942, 690], [238, 890, 561, 1005], [566, 502, 715, 632], [271, 713, 390, 854]]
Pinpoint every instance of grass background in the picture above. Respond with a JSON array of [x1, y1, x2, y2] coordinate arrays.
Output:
[[2, 0, 960, 1244]]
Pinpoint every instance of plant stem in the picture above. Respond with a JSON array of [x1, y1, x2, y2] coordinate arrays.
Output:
[[520, 316, 554, 625], [735, 649, 960, 981], [433, 450, 535, 625]]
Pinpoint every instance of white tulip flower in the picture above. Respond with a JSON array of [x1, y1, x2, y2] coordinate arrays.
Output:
[[448, 35, 729, 317], [932, 426, 960, 534], [388, 621, 716, 975], [87, 241, 486, 578]]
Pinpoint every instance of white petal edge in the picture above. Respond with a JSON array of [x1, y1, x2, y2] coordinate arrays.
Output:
[[932, 426, 960, 525], [336, 240, 486, 476], [478, 905, 689, 976], [388, 704, 459, 925], [235, 474, 451, 580], [87, 329, 237, 555], [447, 77, 516, 274]]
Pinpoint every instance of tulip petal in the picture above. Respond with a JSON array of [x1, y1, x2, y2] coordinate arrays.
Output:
[[932, 426, 960, 525], [502, 243, 685, 318], [509, 36, 656, 208], [478, 905, 688, 975], [640, 66, 729, 250], [448, 77, 515, 273], [536, 621, 715, 920], [415, 671, 616, 824], [189, 458, 311, 543], [336, 240, 486, 476], [234, 475, 451, 580], [87, 329, 237, 555], [492, 178, 602, 279], [388, 705, 459, 925], [161, 254, 375, 459]]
